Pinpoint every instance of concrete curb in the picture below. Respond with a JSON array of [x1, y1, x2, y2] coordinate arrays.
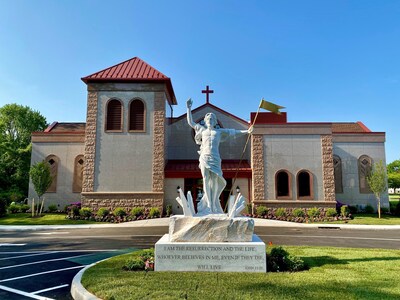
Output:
[[2, 217, 400, 231], [71, 261, 103, 300]]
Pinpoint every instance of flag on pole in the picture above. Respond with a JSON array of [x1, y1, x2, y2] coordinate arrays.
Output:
[[259, 99, 285, 114]]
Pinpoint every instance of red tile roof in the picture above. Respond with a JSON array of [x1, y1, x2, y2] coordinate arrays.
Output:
[[81, 57, 176, 104], [165, 160, 252, 178], [44, 122, 86, 133]]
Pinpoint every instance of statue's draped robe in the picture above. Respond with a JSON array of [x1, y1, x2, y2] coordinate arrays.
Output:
[[194, 124, 238, 214]]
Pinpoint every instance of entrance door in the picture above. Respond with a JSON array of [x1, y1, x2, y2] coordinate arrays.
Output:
[[184, 178, 232, 213]]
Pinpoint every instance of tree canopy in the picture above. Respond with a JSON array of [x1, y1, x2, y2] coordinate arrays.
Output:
[[387, 159, 400, 174], [0, 103, 47, 200]]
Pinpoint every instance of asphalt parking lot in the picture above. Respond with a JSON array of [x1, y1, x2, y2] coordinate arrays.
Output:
[[0, 248, 132, 300]]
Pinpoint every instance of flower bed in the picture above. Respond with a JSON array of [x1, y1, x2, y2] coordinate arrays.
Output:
[[249, 206, 353, 223]]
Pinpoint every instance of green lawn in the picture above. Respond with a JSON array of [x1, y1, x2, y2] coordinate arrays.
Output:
[[0, 213, 98, 225], [82, 246, 400, 300], [326, 213, 400, 225]]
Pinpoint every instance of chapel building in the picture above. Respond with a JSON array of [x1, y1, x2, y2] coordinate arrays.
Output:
[[29, 57, 389, 213]]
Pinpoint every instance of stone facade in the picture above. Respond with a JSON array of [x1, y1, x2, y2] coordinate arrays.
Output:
[[321, 135, 336, 202], [251, 135, 265, 201], [152, 92, 165, 193], [82, 91, 98, 193], [81, 192, 164, 212]]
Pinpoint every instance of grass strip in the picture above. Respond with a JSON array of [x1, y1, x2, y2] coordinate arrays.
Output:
[[0, 213, 99, 225], [81, 246, 400, 300]]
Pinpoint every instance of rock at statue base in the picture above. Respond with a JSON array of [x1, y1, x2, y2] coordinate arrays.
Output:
[[169, 215, 254, 242]]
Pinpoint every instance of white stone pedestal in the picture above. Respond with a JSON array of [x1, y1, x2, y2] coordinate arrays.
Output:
[[155, 234, 266, 272]]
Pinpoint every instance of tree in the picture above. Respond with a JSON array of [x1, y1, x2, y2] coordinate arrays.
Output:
[[388, 173, 400, 189], [29, 161, 52, 216], [0, 104, 47, 198], [387, 159, 400, 174], [367, 160, 387, 219]]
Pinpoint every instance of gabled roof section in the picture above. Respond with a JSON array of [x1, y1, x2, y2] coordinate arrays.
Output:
[[81, 57, 177, 104], [171, 102, 249, 126], [332, 122, 371, 133]]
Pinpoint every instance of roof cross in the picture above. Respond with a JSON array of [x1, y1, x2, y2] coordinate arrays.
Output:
[[202, 85, 214, 103]]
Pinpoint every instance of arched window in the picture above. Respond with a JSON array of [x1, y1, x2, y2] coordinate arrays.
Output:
[[275, 170, 292, 199], [106, 99, 123, 131], [333, 155, 343, 193], [297, 170, 314, 200], [358, 155, 372, 193], [73, 155, 84, 193], [45, 155, 59, 193], [129, 99, 146, 131]]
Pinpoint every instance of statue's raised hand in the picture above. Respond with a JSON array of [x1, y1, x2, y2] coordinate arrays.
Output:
[[186, 98, 193, 109]]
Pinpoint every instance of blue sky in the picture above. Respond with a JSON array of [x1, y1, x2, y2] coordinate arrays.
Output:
[[0, 0, 399, 162]]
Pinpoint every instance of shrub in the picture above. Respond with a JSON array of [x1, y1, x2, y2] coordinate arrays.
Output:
[[131, 207, 144, 218], [364, 204, 375, 214], [348, 205, 358, 214], [381, 207, 389, 214], [123, 257, 145, 271], [340, 205, 350, 217], [149, 207, 160, 218], [267, 246, 307, 272], [0, 197, 7, 217], [256, 205, 268, 217], [326, 208, 337, 217], [292, 208, 305, 218], [79, 207, 92, 218], [20, 204, 30, 213], [123, 249, 154, 271], [307, 207, 320, 218], [165, 204, 172, 217], [9, 203, 21, 213], [97, 207, 110, 218], [275, 208, 286, 217], [394, 201, 400, 216], [70, 205, 80, 217], [113, 207, 127, 217], [246, 203, 253, 215], [47, 204, 58, 213]]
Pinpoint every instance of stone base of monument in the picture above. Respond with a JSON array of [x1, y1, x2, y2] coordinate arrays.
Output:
[[155, 234, 266, 272], [169, 215, 254, 242]]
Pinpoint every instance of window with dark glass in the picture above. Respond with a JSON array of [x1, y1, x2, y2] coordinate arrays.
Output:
[[106, 99, 122, 131], [297, 170, 313, 199], [333, 155, 343, 193], [73, 155, 84, 193], [45, 155, 59, 192], [358, 155, 372, 193], [129, 99, 145, 131], [276, 170, 291, 199]]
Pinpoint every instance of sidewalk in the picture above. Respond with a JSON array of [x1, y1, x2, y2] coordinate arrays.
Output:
[[1, 217, 400, 231]]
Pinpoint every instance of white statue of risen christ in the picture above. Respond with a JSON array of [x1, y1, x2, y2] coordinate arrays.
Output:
[[186, 98, 253, 215]]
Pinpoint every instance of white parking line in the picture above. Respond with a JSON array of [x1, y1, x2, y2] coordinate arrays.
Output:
[[0, 265, 85, 283], [0, 284, 52, 299], [0, 253, 94, 270], [0, 251, 55, 261], [31, 284, 69, 295], [0, 243, 26, 246]]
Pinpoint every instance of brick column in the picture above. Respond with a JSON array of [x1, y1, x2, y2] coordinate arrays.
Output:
[[82, 91, 98, 193], [251, 135, 265, 201], [152, 92, 165, 192], [321, 135, 335, 202]]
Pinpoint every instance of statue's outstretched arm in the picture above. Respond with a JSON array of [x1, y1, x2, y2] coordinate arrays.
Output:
[[186, 98, 196, 129]]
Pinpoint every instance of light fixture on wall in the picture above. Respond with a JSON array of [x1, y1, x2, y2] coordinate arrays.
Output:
[[236, 186, 240, 193], [177, 186, 180, 193]]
